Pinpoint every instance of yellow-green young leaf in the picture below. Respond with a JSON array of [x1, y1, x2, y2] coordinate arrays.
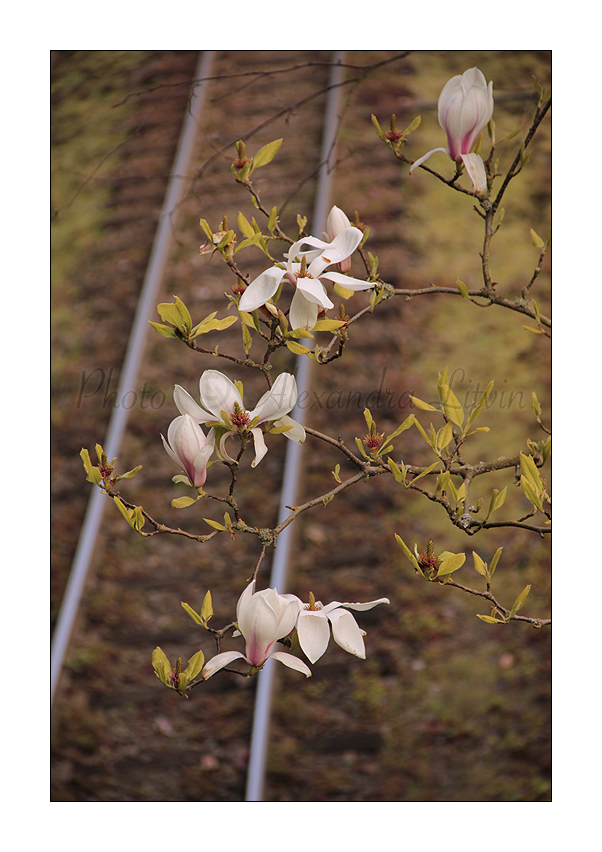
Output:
[[473, 551, 488, 577], [183, 650, 205, 683], [487, 487, 507, 519], [286, 340, 314, 356], [489, 547, 503, 576], [437, 421, 454, 451], [192, 315, 238, 337], [410, 396, 438, 412], [268, 206, 278, 233], [363, 408, 375, 430], [382, 414, 415, 446], [466, 380, 494, 429], [200, 590, 213, 625], [395, 534, 423, 575], [437, 552, 466, 576], [237, 211, 255, 239], [413, 418, 431, 446], [152, 647, 173, 687], [287, 327, 314, 339], [172, 496, 198, 509], [532, 392, 542, 417], [520, 453, 543, 490], [115, 465, 142, 481], [199, 218, 214, 240], [95, 444, 105, 464], [114, 497, 135, 529], [477, 614, 505, 624], [242, 322, 253, 355], [542, 436, 552, 465], [203, 518, 226, 531], [181, 602, 204, 625], [80, 448, 93, 474], [403, 115, 421, 135], [333, 282, 355, 299], [521, 476, 544, 511], [234, 233, 266, 254], [387, 457, 406, 485], [157, 301, 185, 328], [354, 437, 369, 459], [455, 481, 466, 506], [371, 114, 386, 141], [332, 463, 342, 484], [530, 228, 545, 249], [311, 319, 346, 332], [251, 138, 283, 171], [510, 585, 531, 617], [456, 278, 470, 298], [523, 325, 544, 334], [149, 321, 179, 339], [132, 506, 145, 532], [408, 461, 441, 485], [440, 383, 464, 427]]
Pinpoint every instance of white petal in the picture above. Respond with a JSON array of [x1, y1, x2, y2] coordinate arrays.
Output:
[[201, 651, 248, 680], [274, 415, 305, 444], [219, 431, 238, 463], [248, 373, 297, 423], [239, 267, 285, 312], [296, 609, 331, 664], [199, 370, 243, 420], [408, 147, 450, 174], [461, 153, 487, 195], [174, 385, 213, 422], [295, 275, 334, 308], [269, 651, 312, 677], [289, 288, 319, 332], [307, 228, 363, 277], [323, 597, 390, 613], [327, 608, 366, 658], [250, 427, 268, 468], [236, 580, 257, 623], [319, 271, 375, 291]]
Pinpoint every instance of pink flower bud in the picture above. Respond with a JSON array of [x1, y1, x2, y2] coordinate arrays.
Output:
[[438, 67, 494, 162], [161, 414, 214, 488]]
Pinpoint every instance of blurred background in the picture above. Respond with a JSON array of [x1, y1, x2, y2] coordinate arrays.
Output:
[[51, 50, 551, 801]]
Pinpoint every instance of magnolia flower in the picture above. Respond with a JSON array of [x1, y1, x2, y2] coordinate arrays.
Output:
[[173, 369, 304, 468], [161, 413, 214, 488], [409, 67, 493, 193], [284, 593, 390, 664], [238, 226, 373, 332], [326, 205, 352, 273], [202, 581, 312, 679]]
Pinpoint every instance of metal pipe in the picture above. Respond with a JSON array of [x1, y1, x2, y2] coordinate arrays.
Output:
[[51, 51, 216, 707], [245, 51, 347, 802]]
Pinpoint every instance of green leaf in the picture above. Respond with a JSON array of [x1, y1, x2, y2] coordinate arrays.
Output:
[[200, 590, 213, 625], [395, 534, 423, 576], [80, 448, 93, 474], [152, 647, 173, 687], [268, 206, 278, 234], [486, 487, 507, 519], [115, 465, 142, 482], [436, 421, 453, 451], [172, 496, 198, 509], [237, 211, 255, 239], [530, 228, 545, 249], [456, 278, 470, 298], [510, 585, 531, 618], [408, 461, 441, 485], [489, 547, 503, 576], [149, 321, 179, 339], [114, 497, 135, 529], [250, 138, 283, 171], [332, 463, 342, 484], [387, 457, 406, 485], [472, 551, 488, 577], [286, 340, 314, 356], [477, 614, 505, 624], [199, 218, 214, 240], [410, 396, 438, 412], [437, 552, 466, 576], [466, 380, 494, 430], [181, 602, 204, 625], [520, 453, 543, 490], [182, 650, 205, 684], [440, 383, 464, 427], [371, 114, 386, 141], [203, 518, 226, 531], [191, 315, 238, 337], [521, 476, 544, 511], [311, 319, 346, 332], [242, 322, 253, 355]]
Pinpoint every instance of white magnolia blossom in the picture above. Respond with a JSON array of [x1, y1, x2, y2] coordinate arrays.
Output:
[[202, 581, 312, 680], [238, 221, 374, 332], [326, 205, 352, 272], [173, 369, 304, 468], [284, 594, 391, 664], [409, 67, 493, 194], [161, 414, 214, 488]]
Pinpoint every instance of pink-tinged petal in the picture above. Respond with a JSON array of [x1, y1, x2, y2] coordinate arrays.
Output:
[[269, 652, 312, 677], [239, 267, 285, 312], [409, 147, 450, 174], [161, 430, 184, 470], [174, 385, 213, 422], [289, 289, 319, 332], [202, 650, 248, 680], [249, 427, 268, 468], [319, 271, 375, 291], [248, 372, 297, 423], [461, 153, 487, 195], [274, 415, 305, 444], [295, 275, 334, 308], [326, 205, 351, 240], [296, 609, 331, 664], [199, 370, 243, 420], [236, 580, 257, 623], [327, 609, 366, 659]]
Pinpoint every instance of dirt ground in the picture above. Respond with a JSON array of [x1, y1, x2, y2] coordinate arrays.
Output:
[[51, 50, 551, 801]]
